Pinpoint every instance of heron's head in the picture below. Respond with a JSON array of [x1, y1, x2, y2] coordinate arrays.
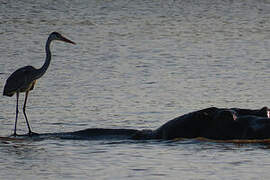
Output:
[[49, 32, 76, 45]]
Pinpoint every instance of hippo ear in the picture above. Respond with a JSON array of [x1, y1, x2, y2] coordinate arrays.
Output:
[[231, 112, 237, 121], [259, 107, 269, 118]]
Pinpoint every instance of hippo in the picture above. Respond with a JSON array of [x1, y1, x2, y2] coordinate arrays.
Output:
[[132, 106, 270, 140], [11, 106, 270, 141]]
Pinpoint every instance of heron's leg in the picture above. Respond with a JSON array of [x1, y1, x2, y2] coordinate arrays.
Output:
[[23, 90, 32, 134], [13, 92, 19, 136]]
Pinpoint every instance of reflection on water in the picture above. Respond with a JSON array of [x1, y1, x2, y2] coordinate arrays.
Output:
[[1, 0, 270, 179]]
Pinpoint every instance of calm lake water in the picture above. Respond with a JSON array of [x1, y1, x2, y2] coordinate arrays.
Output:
[[1, 0, 270, 179]]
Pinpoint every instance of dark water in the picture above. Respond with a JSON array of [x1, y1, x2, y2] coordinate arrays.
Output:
[[1, 0, 270, 179]]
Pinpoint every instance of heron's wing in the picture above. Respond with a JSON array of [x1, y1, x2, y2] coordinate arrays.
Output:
[[3, 66, 36, 96]]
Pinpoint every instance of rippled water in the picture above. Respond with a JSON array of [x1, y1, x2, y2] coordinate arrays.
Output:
[[1, 0, 270, 179]]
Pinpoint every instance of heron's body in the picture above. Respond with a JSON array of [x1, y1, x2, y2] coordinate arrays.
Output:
[[3, 32, 75, 136], [3, 66, 37, 97]]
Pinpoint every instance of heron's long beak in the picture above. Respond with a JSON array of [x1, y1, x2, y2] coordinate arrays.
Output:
[[61, 36, 76, 45]]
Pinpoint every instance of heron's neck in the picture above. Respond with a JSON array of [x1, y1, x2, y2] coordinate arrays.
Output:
[[35, 38, 52, 79]]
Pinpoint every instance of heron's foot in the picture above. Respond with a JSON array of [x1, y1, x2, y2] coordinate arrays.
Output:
[[28, 131, 39, 137], [10, 133, 18, 137]]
